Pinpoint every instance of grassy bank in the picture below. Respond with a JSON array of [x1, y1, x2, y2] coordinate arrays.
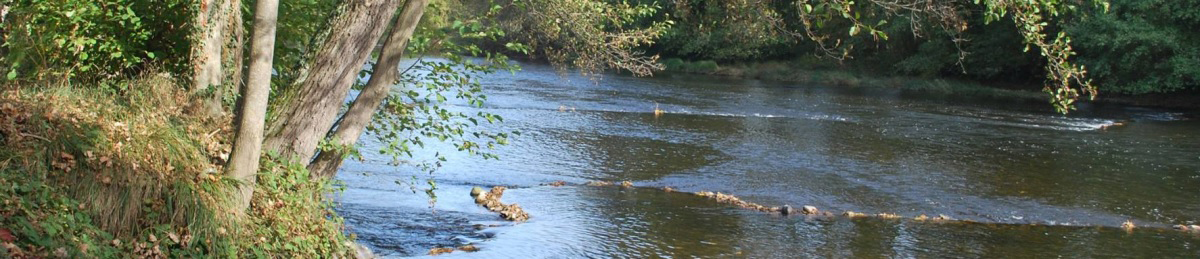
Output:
[[661, 58, 1050, 102], [0, 74, 357, 257]]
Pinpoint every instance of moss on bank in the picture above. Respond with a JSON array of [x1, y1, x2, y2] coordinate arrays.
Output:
[[1, 74, 356, 257]]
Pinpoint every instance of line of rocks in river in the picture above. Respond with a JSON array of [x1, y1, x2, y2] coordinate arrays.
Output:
[[424, 180, 1199, 256], [570, 180, 1200, 234]]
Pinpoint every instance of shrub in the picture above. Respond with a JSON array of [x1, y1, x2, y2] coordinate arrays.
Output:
[[661, 58, 685, 71]]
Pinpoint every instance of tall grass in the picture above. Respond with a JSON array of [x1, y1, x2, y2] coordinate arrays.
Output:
[[1, 71, 355, 257]]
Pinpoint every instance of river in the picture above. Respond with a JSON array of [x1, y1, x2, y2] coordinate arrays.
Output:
[[334, 61, 1200, 258]]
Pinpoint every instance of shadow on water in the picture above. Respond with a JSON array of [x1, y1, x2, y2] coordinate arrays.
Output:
[[336, 60, 1200, 257]]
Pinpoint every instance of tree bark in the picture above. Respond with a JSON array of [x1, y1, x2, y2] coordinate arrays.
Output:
[[262, 0, 404, 165], [308, 0, 430, 179], [226, 0, 279, 213], [191, 0, 244, 116]]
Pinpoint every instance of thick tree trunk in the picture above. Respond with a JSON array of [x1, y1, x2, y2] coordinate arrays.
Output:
[[221, 4, 245, 104], [261, 0, 403, 165], [308, 0, 430, 179], [227, 0, 279, 213], [191, 0, 244, 116]]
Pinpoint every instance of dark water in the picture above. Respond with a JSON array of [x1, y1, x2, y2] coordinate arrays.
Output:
[[335, 61, 1200, 258]]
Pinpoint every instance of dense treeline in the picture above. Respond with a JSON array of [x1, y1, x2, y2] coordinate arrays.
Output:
[[650, 0, 1199, 95], [1070, 0, 1200, 94]]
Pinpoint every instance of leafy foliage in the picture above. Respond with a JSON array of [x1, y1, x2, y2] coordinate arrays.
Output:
[[0, 166, 122, 258], [484, 0, 672, 76], [646, 0, 1113, 113], [1068, 0, 1200, 94], [364, 1, 522, 172], [1, 0, 193, 85], [657, 0, 794, 61], [246, 152, 355, 257]]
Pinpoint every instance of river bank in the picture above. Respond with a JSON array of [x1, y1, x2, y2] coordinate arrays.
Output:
[[0, 76, 362, 258], [660, 58, 1200, 111]]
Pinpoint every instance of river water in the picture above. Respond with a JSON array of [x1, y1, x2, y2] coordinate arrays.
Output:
[[335, 61, 1200, 258]]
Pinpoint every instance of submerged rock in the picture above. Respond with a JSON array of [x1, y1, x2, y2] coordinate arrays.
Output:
[[352, 243, 376, 259], [546, 180, 568, 187], [877, 213, 901, 219], [458, 245, 480, 252], [586, 180, 613, 186], [1121, 220, 1136, 231], [693, 191, 779, 213], [428, 247, 455, 255], [843, 211, 867, 218]]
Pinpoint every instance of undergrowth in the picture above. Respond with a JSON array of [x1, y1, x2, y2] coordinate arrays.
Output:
[[1, 73, 356, 257]]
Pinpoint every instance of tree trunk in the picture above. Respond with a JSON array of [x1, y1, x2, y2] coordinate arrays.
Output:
[[226, 0, 279, 213], [191, 0, 244, 116], [308, 0, 430, 179], [1, 4, 9, 49], [261, 0, 404, 165]]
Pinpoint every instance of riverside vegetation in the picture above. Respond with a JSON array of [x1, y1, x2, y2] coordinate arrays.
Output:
[[652, 0, 1200, 108], [1, 0, 1190, 257]]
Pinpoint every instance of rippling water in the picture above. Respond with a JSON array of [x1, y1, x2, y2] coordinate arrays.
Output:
[[335, 61, 1200, 258]]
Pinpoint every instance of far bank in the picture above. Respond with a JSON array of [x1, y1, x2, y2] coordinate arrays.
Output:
[[658, 58, 1200, 111]]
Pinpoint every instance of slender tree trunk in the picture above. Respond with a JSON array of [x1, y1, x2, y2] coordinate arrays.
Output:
[[308, 0, 430, 179], [227, 0, 279, 213], [191, 0, 243, 116], [1, 4, 8, 49], [261, 0, 403, 165]]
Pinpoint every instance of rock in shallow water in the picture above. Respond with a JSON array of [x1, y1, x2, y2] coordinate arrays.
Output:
[[470, 186, 529, 222], [470, 186, 484, 197], [778, 205, 796, 215], [802, 206, 819, 215]]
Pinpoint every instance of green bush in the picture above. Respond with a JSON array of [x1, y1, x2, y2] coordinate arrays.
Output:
[[690, 60, 719, 72], [665, 59, 719, 73], [661, 58, 685, 71], [1, 0, 193, 85]]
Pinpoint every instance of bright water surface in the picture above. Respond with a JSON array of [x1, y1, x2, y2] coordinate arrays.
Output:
[[336, 61, 1200, 258]]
